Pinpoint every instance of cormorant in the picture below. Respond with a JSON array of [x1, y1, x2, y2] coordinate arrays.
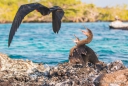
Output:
[[69, 28, 100, 66]]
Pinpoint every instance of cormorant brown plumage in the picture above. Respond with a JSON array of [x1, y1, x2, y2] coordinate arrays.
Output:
[[69, 28, 100, 66], [8, 3, 64, 47]]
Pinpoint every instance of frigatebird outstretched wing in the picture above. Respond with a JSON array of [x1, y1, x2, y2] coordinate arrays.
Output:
[[8, 3, 64, 47], [51, 6, 64, 33]]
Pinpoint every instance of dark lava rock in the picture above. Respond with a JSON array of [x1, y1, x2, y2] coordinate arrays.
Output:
[[0, 53, 127, 86]]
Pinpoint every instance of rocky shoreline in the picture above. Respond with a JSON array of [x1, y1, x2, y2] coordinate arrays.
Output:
[[1, 20, 128, 24], [0, 53, 128, 86]]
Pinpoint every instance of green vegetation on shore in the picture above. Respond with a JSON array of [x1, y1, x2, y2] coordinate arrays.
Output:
[[0, 0, 128, 23]]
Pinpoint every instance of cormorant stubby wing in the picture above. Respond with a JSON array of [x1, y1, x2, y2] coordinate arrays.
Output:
[[69, 46, 87, 64], [8, 3, 64, 47]]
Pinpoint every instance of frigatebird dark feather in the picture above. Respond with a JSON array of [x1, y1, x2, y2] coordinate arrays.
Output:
[[8, 3, 64, 47]]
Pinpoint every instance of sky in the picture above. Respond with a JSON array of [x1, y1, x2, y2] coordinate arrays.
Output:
[[82, 0, 128, 7]]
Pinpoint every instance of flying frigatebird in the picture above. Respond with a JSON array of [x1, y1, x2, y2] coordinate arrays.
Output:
[[8, 3, 64, 47]]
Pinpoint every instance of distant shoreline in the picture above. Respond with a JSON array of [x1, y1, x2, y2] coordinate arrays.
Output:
[[1, 20, 128, 24]]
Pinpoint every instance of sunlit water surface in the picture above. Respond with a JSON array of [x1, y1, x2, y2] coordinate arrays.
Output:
[[0, 22, 128, 66]]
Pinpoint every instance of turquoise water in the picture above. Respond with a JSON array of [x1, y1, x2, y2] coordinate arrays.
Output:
[[0, 22, 128, 66]]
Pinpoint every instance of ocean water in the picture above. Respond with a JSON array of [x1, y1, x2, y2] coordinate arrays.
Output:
[[0, 22, 128, 66]]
